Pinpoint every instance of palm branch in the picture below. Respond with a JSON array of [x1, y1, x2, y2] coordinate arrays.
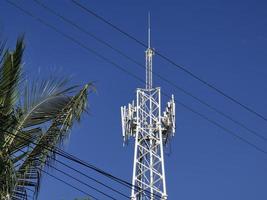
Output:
[[0, 36, 24, 115], [0, 36, 93, 200], [15, 84, 90, 199]]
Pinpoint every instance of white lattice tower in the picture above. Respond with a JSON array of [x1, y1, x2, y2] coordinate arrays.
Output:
[[121, 14, 175, 200]]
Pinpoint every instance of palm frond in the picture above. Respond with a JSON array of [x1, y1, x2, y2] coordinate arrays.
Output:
[[0, 36, 94, 200], [0, 36, 24, 115], [0, 39, 7, 67], [14, 83, 91, 199], [3, 77, 78, 151], [0, 112, 18, 151], [0, 154, 17, 199], [22, 77, 78, 128], [0, 37, 24, 152], [9, 128, 42, 155]]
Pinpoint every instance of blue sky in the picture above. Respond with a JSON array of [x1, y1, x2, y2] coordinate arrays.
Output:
[[1, 0, 267, 199]]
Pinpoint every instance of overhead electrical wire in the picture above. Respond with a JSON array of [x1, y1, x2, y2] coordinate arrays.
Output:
[[17, 149, 121, 200], [54, 156, 130, 199], [5, 0, 267, 160], [2, 127, 161, 200], [71, 0, 267, 123], [4, 1, 267, 199], [163, 90, 267, 155], [12, 154, 99, 200], [31, 0, 267, 143], [11, 131, 130, 199], [13, 154, 100, 200], [39, 167, 99, 200], [32, 0, 144, 69]]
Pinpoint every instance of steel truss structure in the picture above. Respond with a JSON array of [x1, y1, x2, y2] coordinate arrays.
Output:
[[121, 15, 175, 200]]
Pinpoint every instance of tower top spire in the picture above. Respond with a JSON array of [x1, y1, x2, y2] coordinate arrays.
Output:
[[145, 12, 154, 89], [148, 12, 151, 48]]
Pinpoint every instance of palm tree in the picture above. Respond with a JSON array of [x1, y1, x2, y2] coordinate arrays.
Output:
[[0, 36, 93, 200]]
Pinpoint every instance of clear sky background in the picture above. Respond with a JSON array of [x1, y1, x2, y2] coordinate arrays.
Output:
[[1, 0, 267, 199]]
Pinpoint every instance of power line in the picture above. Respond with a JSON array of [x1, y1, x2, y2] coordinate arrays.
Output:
[[4, 2, 267, 199], [71, 0, 267, 123], [17, 149, 120, 200], [5, 0, 144, 83], [2, 127, 162, 200], [31, 0, 267, 143], [13, 131, 130, 199], [45, 161, 118, 200], [5, 0, 267, 159], [0, 5, 164, 198], [39, 167, 99, 200], [162, 91, 267, 155], [55, 157, 130, 199], [13, 153, 100, 200], [32, 0, 144, 69]]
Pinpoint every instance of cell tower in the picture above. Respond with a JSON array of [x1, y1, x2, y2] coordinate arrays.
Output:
[[121, 14, 176, 200]]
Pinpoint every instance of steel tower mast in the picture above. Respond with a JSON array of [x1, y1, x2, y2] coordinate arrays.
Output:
[[121, 14, 175, 200]]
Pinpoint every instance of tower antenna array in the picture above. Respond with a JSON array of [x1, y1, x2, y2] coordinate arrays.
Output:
[[121, 14, 176, 200]]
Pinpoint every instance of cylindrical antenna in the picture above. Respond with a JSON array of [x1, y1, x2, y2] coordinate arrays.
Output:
[[148, 12, 151, 48], [145, 12, 154, 89]]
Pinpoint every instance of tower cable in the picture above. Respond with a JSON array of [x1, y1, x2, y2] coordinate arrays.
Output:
[[71, 0, 267, 123], [17, 148, 121, 200], [5, 0, 267, 158], [54, 157, 130, 199], [1, 127, 162, 200], [32, 0, 267, 142], [4, 1, 267, 196], [39, 167, 100, 200], [12, 154, 100, 200]]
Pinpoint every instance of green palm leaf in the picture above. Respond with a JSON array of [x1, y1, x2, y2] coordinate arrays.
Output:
[[15, 83, 91, 199], [0, 36, 94, 200], [3, 77, 78, 151], [0, 36, 24, 115]]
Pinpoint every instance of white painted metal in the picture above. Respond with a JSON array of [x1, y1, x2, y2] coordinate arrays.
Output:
[[146, 12, 154, 90], [121, 15, 175, 200]]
